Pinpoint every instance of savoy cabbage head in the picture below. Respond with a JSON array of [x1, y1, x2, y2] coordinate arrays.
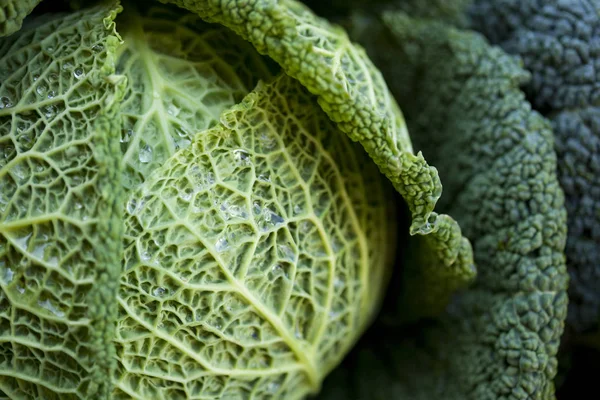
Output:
[[0, 0, 475, 398]]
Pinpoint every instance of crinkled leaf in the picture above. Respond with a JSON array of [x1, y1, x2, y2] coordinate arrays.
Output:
[[551, 107, 600, 333], [161, 0, 475, 325], [470, 0, 600, 110], [323, 12, 569, 400], [470, 0, 600, 336], [159, 0, 439, 231], [0, 0, 42, 37], [116, 4, 275, 190], [0, 3, 124, 398], [113, 73, 396, 399]]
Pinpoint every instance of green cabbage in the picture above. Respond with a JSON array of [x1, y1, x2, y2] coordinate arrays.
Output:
[[0, 1, 475, 398]]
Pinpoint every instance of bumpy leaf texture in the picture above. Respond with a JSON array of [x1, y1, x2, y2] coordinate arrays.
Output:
[[469, 0, 600, 336], [0, 0, 475, 398], [320, 11, 569, 400], [115, 5, 275, 189], [300, 0, 470, 26], [115, 73, 396, 399], [160, 0, 426, 228], [0, 3, 125, 398], [162, 0, 476, 322], [0, 0, 42, 37]]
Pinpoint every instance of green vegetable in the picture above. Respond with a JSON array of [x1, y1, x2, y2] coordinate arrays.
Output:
[[468, 0, 600, 395], [0, 0, 473, 398], [116, 73, 396, 399], [0, 4, 125, 397], [469, 0, 600, 337], [319, 10, 568, 399], [0, 0, 42, 37]]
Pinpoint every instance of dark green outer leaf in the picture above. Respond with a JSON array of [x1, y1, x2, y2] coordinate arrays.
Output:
[[0, 0, 42, 37], [322, 12, 569, 400], [469, 0, 600, 336]]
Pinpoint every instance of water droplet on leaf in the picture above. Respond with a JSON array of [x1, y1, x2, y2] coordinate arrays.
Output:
[[215, 237, 229, 252], [3, 268, 14, 283], [73, 68, 84, 79], [0, 96, 13, 109], [233, 149, 251, 165], [167, 104, 180, 117], [44, 105, 57, 119], [139, 145, 153, 163], [141, 251, 151, 261], [38, 299, 65, 317]]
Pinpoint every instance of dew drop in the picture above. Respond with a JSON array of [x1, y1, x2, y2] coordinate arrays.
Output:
[[266, 209, 284, 226], [140, 251, 151, 262], [139, 145, 153, 164], [233, 149, 251, 164], [215, 237, 229, 252], [175, 125, 189, 137], [257, 174, 271, 182], [277, 244, 295, 262], [48, 73, 58, 83], [47, 90, 56, 99], [38, 299, 65, 318], [13, 232, 32, 250], [0, 96, 13, 109], [120, 129, 133, 143], [206, 172, 215, 185], [11, 164, 28, 182], [259, 132, 277, 150], [3, 268, 14, 283], [16, 286, 25, 294], [2, 145, 14, 159], [153, 287, 168, 297], [16, 123, 26, 133], [92, 43, 104, 52], [73, 68, 84, 79], [18, 134, 33, 150], [32, 242, 49, 260], [220, 203, 247, 220], [44, 105, 57, 119], [180, 191, 192, 201], [267, 382, 280, 394], [33, 74, 40, 81], [71, 174, 83, 186], [36, 84, 48, 96], [167, 104, 180, 117], [175, 138, 191, 150], [271, 264, 284, 277]]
